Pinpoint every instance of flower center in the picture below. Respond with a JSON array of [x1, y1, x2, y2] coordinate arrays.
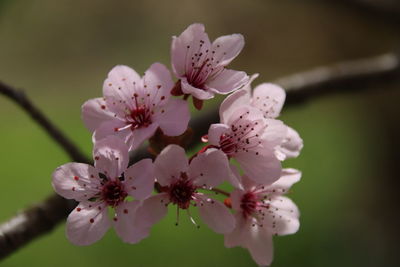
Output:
[[169, 174, 196, 209], [219, 134, 237, 155], [129, 105, 152, 129], [241, 192, 258, 218], [101, 179, 127, 207]]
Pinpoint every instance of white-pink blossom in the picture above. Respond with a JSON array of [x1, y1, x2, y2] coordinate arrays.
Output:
[[134, 144, 235, 234], [207, 90, 285, 185], [171, 23, 249, 100], [225, 168, 301, 266], [82, 63, 190, 151], [52, 136, 155, 245], [240, 74, 303, 160]]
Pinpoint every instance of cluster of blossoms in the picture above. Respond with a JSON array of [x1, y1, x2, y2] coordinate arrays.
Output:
[[52, 23, 303, 266]]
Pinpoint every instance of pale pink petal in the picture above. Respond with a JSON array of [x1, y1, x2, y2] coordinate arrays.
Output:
[[142, 63, 174, 100], [124, 159, 155, 200], [103, 65, 141, 109], [267, 168, 301, 195], [260, 119, 288, 148], [218, 89, 250, 124], [275, 126, 303, 161], [181, 77, 214, 100], [171, 23, 211, 77], [263, 196, 300, 236], [245, 223, 274, 266], [154, 144, 188, 186], [155, 98, 190, 136], [93, 136, 129, 179], [134, 193, 169, 229], [226, 105, 264, 127], [189, 149, 230, 188], [211, 34, 244, 66], [224, 213, 250, 248], [252, 83, 286, 119], [227, 164, 242, 189], [52, 163, 101, 201], [114, 201, 149, 244], [205, 69, 248, 94], [197, 195, 235, 234], [236, 149, 281, 185], [207, 123, 230, 146], [93, 119, 131, 143], [241, 73, 259, 93], [127, 123, 159, 151], [229, 189, 244, 211], [66, 201, 111, 246], [81, 98, 116, 132]]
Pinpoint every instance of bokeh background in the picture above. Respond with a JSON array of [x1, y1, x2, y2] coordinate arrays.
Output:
[[1, 0, 399, 266]]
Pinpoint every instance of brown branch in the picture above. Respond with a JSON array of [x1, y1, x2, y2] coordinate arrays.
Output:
[[1, 52, 400, 260], [0, 82, 90, 164]]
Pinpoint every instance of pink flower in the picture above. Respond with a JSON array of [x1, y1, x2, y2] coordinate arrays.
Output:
[[241, 74, 303, 160], [135, 144, 235, 234], [207, 91, 285, 185], [171, 23, 249, 100], [225, 169, 301, 266], [52, 136, 155, 245], [82, 63, 190, 151]]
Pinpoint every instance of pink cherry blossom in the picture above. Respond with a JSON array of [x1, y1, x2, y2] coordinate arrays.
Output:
[[135, 144, 235, 234], [207, 91, 285, 185], [225, 168, 301, 266], [82, 63, 190, 151], [171, 23, 249, 100], [241, 74, 304, 160], [52, 136, 155, 245]]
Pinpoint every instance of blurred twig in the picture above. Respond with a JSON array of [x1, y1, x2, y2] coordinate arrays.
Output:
[[0, 82, 89, 164], [1, 52, 400, 260]]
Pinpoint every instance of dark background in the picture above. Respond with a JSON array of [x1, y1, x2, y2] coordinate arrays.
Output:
[[0, 0, 399, 266]]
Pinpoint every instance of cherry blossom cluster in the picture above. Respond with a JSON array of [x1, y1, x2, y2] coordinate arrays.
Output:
[[52, 23, 303, 266]]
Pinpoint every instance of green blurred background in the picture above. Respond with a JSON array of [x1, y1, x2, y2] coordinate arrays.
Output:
[[1, 0, 399, 266]]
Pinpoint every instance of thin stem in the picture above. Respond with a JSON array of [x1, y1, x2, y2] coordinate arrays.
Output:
[[209, 188, 230, 197]]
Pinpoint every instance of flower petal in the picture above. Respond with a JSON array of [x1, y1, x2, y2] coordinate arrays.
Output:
[[93, 119, 130, 143], [128, 123, 159, 151], [224, 213, 250, 248], [93, 136, 129, 179], [189, 148, 230, 188], [171, 23, 211, 78], [275, 126, 303, 161], [207, 123, 230, 146], [267, 168, 301, 196], [66, 201, 111, 246], [205, 69, 248, 95], [124, 159, 155, 200], [154, 144, 189, 186], [155, 98, 190, 136], [211, 33, 244, 66], [218, 89, 251, 124], [52, 163, 101, 201], [236, 149, 282, 185], [252, 83, 286, 119], [134, 193, 169, 229], [142, 63, 174, 101], [245, 223, 274, 266], [263, 196, 300, 236], [260, 119, 288, 148], [181, 77, 214, 100], [103, 65, 141, 110], [197, 195, 235, 234], [81, 98, 116, 132], [114, 201, 149, 244]]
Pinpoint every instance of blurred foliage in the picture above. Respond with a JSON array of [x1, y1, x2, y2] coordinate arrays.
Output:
[[0, 0, 399, 266]]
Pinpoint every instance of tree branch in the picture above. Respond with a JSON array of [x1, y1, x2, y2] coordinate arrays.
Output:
[[0, 82, 90, 164], [1, 52, 399, 260]]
